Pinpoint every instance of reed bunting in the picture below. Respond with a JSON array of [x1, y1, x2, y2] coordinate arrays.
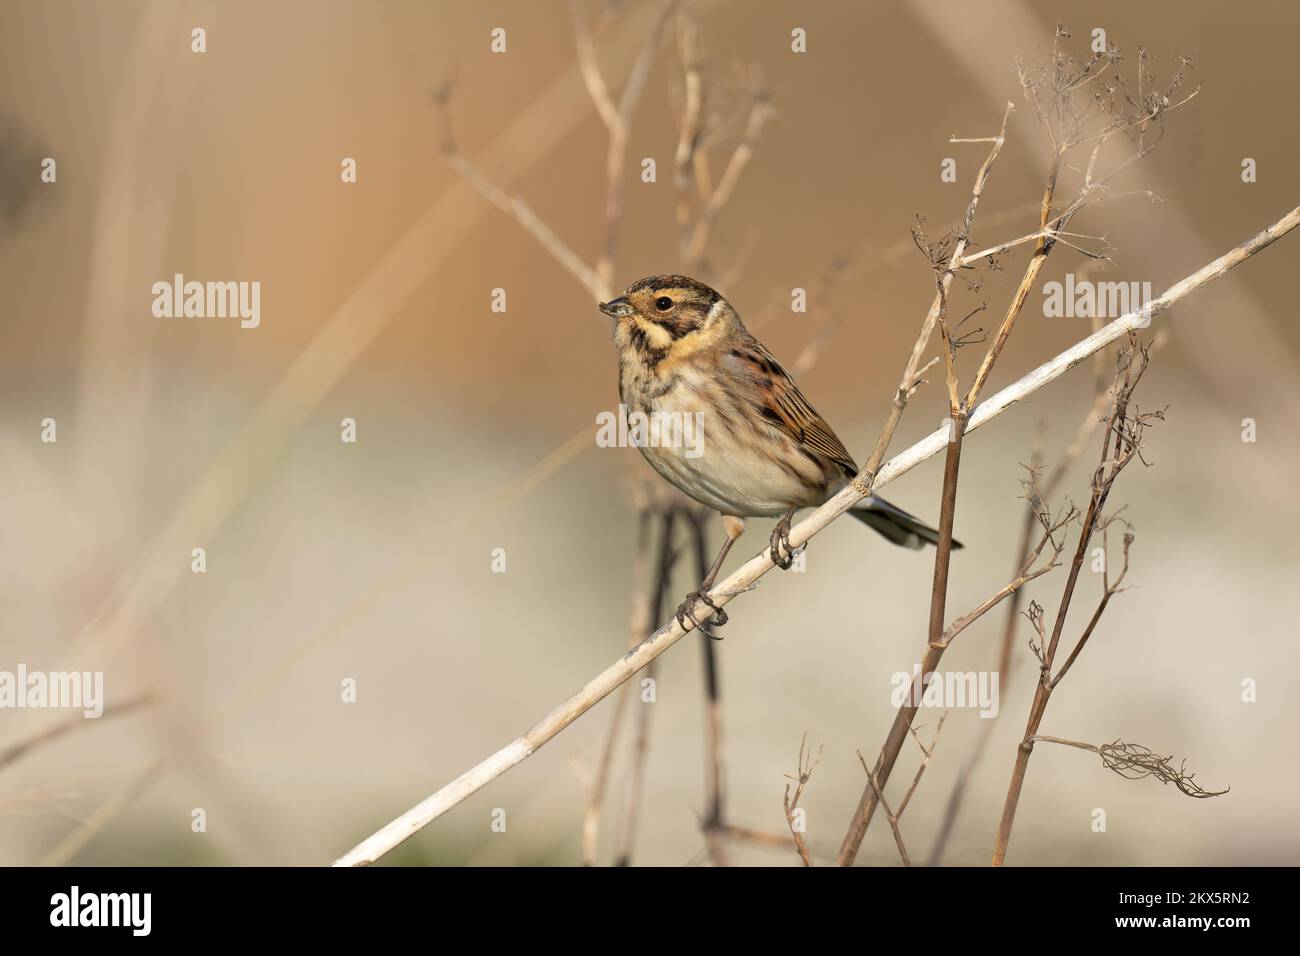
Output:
[[600, 275, 959, 630]]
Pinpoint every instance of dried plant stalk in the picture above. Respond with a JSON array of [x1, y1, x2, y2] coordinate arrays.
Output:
[[613, 506, 679, 866], [577, 504, 653, 866], [782, 735, 822, 867], [991, 338, 1225, 865]]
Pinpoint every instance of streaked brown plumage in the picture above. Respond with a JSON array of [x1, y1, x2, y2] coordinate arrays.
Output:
[[600, 275, 957, 629]]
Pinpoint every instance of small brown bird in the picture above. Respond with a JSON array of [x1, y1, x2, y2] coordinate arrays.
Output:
[[600, 274, 959, 629]]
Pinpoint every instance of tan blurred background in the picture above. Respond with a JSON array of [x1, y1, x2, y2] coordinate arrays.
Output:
[[1, 0, 1298, 866]]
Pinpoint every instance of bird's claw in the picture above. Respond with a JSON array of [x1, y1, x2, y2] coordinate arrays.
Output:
[[769, 516, 796, 570], [676, 589, 728, 635]]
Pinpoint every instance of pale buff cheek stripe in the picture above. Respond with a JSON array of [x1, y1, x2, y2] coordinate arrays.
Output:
[[634, 315, 674, 350]]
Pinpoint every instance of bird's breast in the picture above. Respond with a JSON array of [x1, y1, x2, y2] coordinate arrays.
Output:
[[618, 367, 827, 517]]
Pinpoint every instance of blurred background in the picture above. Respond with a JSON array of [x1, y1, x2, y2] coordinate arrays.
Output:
[[2, 0, 1298, 866]]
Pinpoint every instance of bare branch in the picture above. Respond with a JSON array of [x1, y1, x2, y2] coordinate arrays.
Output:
[[578, 505, 653, 866], [933, 496, 1075, 650], [613, 506, 679, 866], [434, 78, 604, 299], [0, 694, 154, 775], [992, 335, 1165, 865], [782, 734, 821, 867], [569, 0, 620, 130], [896, 713, 949, 819], [682, 81, 774, 269], [859, 752, 911, 867]]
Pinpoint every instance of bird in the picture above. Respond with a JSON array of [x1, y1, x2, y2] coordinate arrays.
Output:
[[599, 274, 960, 631]]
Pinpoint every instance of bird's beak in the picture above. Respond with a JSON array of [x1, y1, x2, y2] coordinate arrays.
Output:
[[599, 297, 633, 319]]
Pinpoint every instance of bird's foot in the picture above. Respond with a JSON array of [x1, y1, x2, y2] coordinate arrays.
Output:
[[769, 514, 797, 569], [676, 588, 728, 636]]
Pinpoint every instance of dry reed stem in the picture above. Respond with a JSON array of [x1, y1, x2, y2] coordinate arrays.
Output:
[[782, 734, 821, 867], [0, 694, 154, 775], [578, 505, 654, 865], [992, 337, 1156, 864], [857, 713, 948, 867], [613, 506, 678, 866], [687, 508, 729, 865]]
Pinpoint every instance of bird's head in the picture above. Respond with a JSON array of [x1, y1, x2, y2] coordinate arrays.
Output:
[[600, 275, 736, 352]]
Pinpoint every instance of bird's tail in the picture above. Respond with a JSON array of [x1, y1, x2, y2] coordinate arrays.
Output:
[[849, 495, 962, 550]]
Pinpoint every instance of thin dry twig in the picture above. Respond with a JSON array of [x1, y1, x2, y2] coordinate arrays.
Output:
[[686, 507, 728, 865], [613, 505, 679, 866], [898, 715, 948, 819], [934, 488, 1076, 650], [852, 102, 1015, 499], [435, 0, 676, 303], [570, 0, 678, 293], [721, 823, 798, 850], [859, 755, 910, 867], [682, 83, 774, 270], [434, 74, 605, 299], [782, 734, 822, 867], [990, 335, 1213, 865], [0, 694, 154, 775], [671, 14, 706, 253], [578, 503, 653, 865], [857, 712, 949, 867]]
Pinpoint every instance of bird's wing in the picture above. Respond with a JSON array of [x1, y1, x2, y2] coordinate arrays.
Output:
[[726, 335, 858, 476]]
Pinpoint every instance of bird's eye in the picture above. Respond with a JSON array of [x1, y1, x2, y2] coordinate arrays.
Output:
[[654, 296, 673, 311]]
